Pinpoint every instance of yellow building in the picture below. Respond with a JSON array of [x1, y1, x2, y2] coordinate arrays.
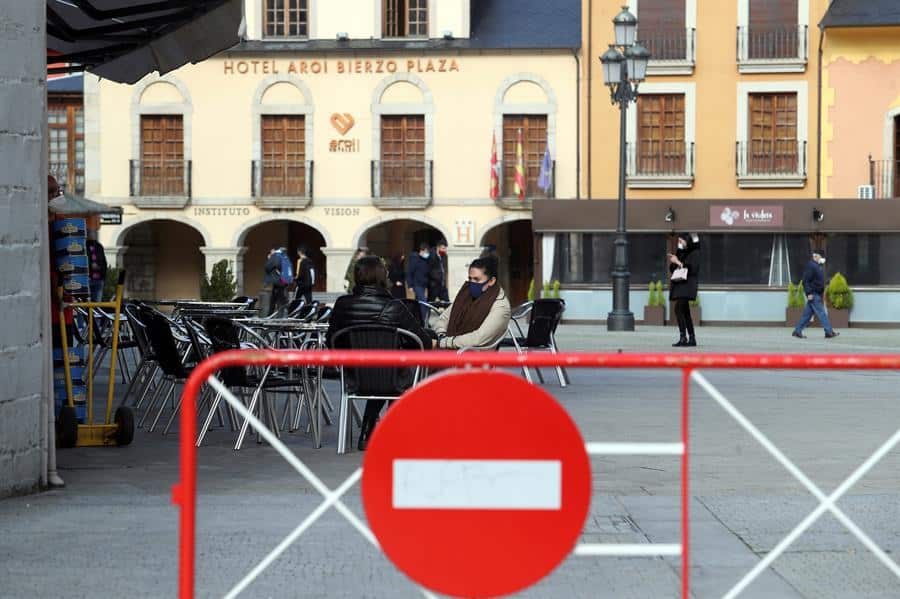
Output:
[[88, 0, 581, 306], [585, 0, 827, 200], [535, 0, 844, 324]]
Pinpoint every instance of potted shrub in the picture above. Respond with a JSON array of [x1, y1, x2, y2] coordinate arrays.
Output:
[[200, 259, 237, 302], [527, 279, 535, 302], [825, 272, 853, 329], [689, 294, 701, 326], [785, 281, 806, 327], [643, 280, 665, 326], [551, 280, 561, 299]]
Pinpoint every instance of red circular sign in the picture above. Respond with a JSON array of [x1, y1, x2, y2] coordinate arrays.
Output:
[[362, 370, 591, 599]]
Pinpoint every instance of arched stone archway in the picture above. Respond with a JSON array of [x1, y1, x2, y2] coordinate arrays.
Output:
[[241, 219, 328, 300], [480, 218, 534, 306], [114, 214, 212, 248], [120, 219, 206, 300]]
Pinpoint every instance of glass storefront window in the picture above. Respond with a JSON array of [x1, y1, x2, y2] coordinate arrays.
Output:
[[825, 234, 900, 285], [554, 233, 811, 286]]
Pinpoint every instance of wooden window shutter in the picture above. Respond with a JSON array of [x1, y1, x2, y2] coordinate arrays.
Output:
[[502, 115, 548, 198], [261, 115, 306, 196]]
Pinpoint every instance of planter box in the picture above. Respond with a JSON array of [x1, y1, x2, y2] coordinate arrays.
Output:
[[828, 308, 850, 329], [643, 305, 665, 326], [786, 306, 806, 327]]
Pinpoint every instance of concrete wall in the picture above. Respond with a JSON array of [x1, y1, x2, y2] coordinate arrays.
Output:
[[0, 1, 48, 497]]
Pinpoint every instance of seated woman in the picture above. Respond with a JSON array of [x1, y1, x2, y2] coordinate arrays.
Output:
[[432, 256, 511, 350], [326, 255, 435, 450]]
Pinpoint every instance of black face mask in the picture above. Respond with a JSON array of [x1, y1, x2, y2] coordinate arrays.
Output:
[[469, 281, 487, 299]]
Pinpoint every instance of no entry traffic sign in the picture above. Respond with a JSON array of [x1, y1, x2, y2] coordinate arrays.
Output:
[[362, 370, 592, 598]]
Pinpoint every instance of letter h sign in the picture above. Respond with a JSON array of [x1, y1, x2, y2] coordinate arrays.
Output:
[[454, 219, 474, 247]]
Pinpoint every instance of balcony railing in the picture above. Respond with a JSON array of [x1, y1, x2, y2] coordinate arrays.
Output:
[[736, 140, 806, 188], [251, 160, 313, 209], [737, 25, 808, 71], [48, 162, 84, 196], [496, 159, 556, 210], [869, 157, 900, 199], [129, 159, 192, 208], [371, 159, 433, 209], [641, 27, 696, 74], [626, 142, 694, 188]]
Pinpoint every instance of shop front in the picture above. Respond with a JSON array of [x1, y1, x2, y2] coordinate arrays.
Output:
[[534, 199, 900, 325]]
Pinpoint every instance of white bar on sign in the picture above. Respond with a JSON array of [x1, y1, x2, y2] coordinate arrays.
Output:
[[392, 459, 562, 510], [586, 442, 685, 456]]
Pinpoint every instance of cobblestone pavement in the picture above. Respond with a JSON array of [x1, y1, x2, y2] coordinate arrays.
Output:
[[1, 326, 899, 598]]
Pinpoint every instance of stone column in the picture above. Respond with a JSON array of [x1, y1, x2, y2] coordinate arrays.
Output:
[[200, 246, 248, 295], [105, 245, 128, 269], [447, 248, 483, 297], [322, 247, 356, 293], [0, 0, 48, 497]]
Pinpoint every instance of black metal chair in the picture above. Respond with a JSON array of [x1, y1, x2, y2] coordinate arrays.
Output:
[[499, 298, 569, 387], [118, 302, 159, 410], [330, 324, 424, 454]]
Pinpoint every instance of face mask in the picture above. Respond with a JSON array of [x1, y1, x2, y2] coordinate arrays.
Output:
[[678, 241, 686, 250], [819, 258, 826, 265], [438, 248, 447, 256], [420, 252, 430, 260], [469, 281, 487, 299]]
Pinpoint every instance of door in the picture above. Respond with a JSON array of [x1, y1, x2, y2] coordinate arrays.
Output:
[[893, 115, 900, 198], [140, 115, 184, 195], [261, 115, 306, 196], [380, 115, 425, 197]]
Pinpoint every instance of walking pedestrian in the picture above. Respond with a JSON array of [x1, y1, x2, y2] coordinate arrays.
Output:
[[388, 254, 407, 299], [669, 233, 700, 347], [264, 247, 290, 316], [428, 239, 450, 303], [406, 242, 432, 324], [294, 245, 315, 304], [792, 249, 840, 339]]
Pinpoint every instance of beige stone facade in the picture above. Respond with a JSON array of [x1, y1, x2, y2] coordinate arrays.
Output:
[[86, 1, 579, 305]]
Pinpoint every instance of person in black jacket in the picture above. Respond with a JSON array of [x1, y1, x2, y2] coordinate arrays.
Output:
[[792, 249, 839, 339], [388, 254, 407, 299], [427, 239, 450, 303], [327, 255, 436, 450], [669, 233, 700, 347], [294, 245, 315, 304], [405, 242, 432, 324]]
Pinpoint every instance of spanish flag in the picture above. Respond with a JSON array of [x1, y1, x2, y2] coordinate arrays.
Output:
[[514, 128, 526, 201]]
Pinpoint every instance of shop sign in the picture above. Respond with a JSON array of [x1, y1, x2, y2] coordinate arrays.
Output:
[[710, 205, 783, 228], [324, 207, 360, 217], [453, 219, 475, 246], [193, 207, 251, 217], [330, 113, 360, 153], [99, 212, 122, 225]]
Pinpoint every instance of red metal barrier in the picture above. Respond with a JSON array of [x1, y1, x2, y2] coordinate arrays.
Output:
[[174, 351, 900, 599]]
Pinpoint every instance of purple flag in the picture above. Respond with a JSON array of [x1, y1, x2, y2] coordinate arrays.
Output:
[[537, 147, 552, 194]]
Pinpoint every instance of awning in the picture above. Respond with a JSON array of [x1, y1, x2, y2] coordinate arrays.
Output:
[[46, 0, 244, 84], [49, 194, 123, 223]]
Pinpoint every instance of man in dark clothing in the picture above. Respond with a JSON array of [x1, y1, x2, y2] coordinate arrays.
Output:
[[793, 249, 839, 339], [263, 247, 287, 316], [427, 239, 449, 303], [86, 229, 108, 302], [406, 242, 432, 324], [294, 245, 315, 304]]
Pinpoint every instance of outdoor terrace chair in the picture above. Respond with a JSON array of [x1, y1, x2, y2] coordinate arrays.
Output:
[[330, 324, 424, 454], [499, 298, 570, 387]]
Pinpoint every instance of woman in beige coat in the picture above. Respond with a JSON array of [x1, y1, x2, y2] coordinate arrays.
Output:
[[432, 256, 511, 350]]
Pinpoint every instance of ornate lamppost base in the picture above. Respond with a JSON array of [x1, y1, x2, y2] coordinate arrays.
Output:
[[607, 310, 635, 332]]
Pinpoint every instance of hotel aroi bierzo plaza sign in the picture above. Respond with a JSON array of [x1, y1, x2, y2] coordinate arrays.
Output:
[[223, 57, 461, 76]]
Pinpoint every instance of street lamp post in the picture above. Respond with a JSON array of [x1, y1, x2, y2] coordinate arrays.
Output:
[[601, 7, 651, 332]]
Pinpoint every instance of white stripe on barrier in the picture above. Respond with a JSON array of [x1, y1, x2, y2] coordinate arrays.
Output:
[[206, 376, 440, 599], [393, 459, 561, 510], [586, 442, 684, 456], [574, 543, 682, 557], [692, 371, 900, 599]]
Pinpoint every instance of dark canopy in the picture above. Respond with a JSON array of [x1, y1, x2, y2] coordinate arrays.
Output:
[[46, 0, 243, 84]]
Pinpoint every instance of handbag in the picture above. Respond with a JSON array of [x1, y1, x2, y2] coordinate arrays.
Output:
[[670, 267, 688, 282]]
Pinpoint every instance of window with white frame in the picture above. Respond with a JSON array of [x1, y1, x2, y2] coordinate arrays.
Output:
[[737, 0, 808, 73], [736, 81, 808, 188], [634, 0, 696, 75], [626, 82, 695, 188]]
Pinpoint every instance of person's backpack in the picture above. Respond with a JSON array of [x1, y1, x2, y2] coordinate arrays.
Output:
[[278, 252, 294, 286]]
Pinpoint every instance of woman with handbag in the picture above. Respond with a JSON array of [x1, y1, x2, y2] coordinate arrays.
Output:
[[668, 233, 700, 347]]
